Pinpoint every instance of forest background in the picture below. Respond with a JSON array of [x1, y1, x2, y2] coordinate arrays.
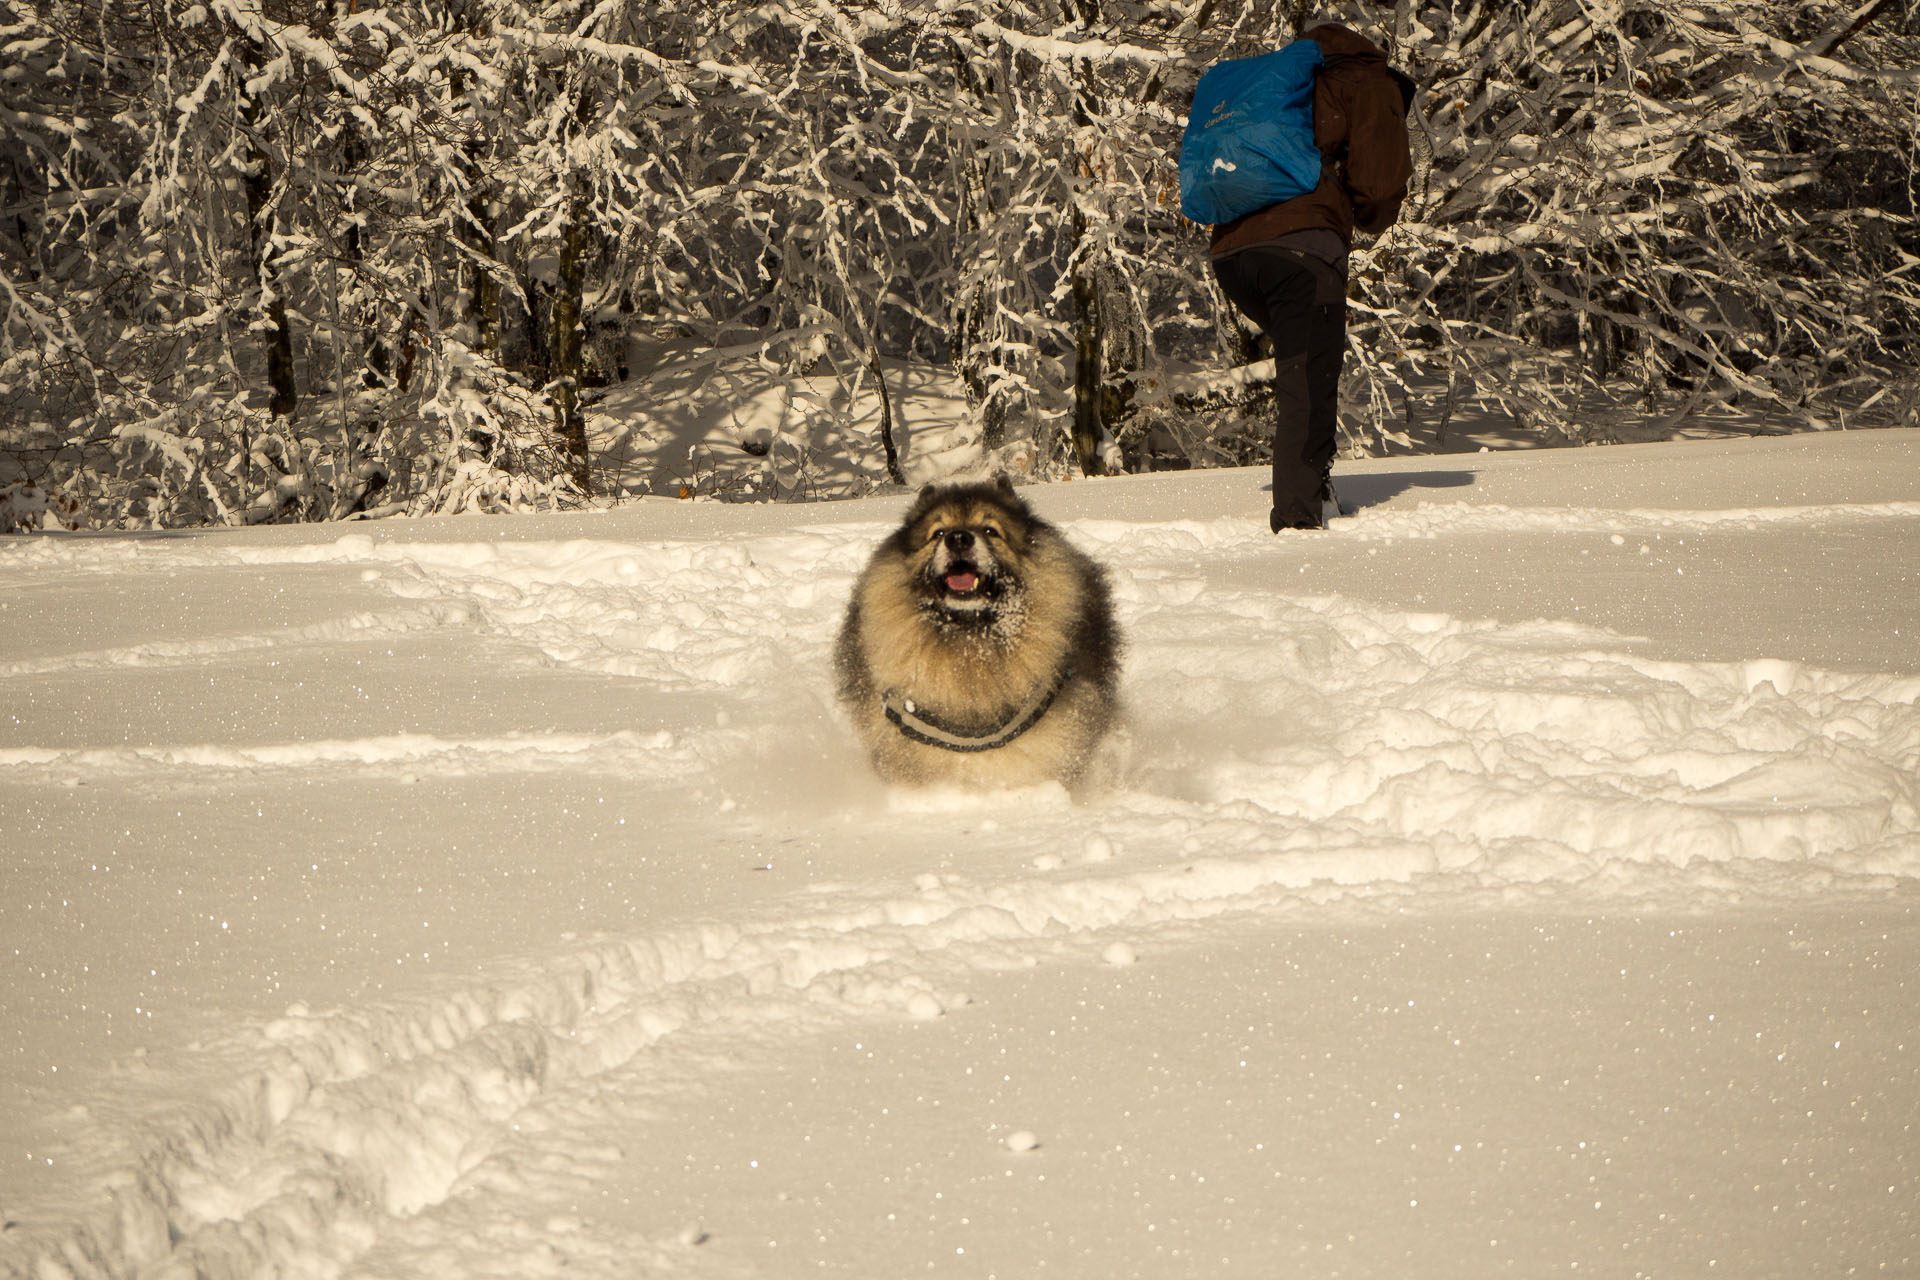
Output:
[[2, 0, 1916, 528]]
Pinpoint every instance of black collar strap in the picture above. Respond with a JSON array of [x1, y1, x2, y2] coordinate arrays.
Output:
[[881, 667, 1072, 754]]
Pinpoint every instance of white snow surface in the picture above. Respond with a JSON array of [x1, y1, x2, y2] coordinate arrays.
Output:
[[4, 431, 1918, 1278]]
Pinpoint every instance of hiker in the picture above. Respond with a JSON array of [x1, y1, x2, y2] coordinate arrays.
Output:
[[1193, 24, 1415, 531]]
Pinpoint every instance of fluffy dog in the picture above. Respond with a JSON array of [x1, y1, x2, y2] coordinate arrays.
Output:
[[833, 475, 1122, 791]]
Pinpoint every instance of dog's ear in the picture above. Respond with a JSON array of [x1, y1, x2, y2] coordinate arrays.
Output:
[[900, 483, 943, 531], [990, 471, 1016, 498]]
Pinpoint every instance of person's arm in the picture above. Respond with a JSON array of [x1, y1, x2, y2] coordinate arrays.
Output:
[[1344, 69, 1414, 234]]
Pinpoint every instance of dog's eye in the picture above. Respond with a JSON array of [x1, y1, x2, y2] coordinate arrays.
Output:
[[981, 525, 1002, 540]]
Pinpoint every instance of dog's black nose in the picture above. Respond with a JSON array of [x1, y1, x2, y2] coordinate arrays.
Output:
[[944, 528, 974, 553]]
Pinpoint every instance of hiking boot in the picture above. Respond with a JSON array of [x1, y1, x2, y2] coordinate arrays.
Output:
[[1270, 508, 1323, 532], [1320, 478, 1345, 525], [1270, 477, 1345, 533]]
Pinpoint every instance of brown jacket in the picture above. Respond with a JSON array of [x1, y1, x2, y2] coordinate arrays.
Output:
[[1209, 24, 1415, 257]]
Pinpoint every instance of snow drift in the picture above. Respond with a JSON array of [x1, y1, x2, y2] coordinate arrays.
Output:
[[3, 430, 1916, 1278]]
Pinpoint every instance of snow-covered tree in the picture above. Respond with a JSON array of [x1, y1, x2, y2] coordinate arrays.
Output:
[[1368, 0, 1920, 444], [3, 0, 1913, 526]]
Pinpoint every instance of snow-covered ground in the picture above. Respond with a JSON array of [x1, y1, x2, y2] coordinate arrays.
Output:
[[4, 429, 1918, 1279]]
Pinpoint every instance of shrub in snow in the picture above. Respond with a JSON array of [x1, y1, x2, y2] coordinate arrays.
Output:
[[0, 483, 80, 533]]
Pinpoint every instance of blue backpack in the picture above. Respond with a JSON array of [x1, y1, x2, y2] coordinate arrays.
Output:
[[1179, 40, 1324, 226]]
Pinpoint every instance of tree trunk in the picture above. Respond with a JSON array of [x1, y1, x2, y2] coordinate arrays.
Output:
[[334, 124, 395, 390], [957, 292, 1007, 455], [470, 219, 502, 360], [446, 64, 502, 360], [1066, 39, 1107, 479], [869, 348, 906, 485], [240, 97, 296, 421], [549, 178, 593, 493], [1069, 225, 1106, 477], [951, 137, 1006, 456]]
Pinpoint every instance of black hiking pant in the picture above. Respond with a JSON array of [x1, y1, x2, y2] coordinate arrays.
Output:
[[1211, 246, 1348, 531]]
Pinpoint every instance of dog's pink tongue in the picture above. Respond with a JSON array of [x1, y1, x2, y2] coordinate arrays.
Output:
[[946, 572, 979, 593]]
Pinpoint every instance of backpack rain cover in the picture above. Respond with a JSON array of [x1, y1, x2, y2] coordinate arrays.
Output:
[[1179, 40, 1325, 226]]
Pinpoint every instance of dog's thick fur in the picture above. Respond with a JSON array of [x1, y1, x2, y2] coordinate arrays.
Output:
[[834, 475, 1122, 790]]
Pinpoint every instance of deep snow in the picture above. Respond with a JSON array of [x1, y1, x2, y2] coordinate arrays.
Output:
[[3, 430, 1918, 1279]]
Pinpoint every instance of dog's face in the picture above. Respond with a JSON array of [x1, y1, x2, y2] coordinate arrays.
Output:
[[894, 478, 1034, 618]]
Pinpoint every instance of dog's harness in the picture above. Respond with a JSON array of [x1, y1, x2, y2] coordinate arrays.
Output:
[[881, 667, 1073, 754]]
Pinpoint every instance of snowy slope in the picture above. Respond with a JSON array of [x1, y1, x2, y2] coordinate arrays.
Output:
[[2, 431, 1917, 1279]]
